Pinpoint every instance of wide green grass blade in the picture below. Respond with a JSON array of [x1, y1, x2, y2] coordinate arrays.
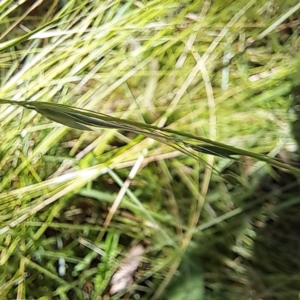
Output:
[[2, 99, 299, 176]]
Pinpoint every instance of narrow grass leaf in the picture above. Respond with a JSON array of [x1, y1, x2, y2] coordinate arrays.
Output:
[[1, 99, 300, 177], [188, 144, 239, 158]]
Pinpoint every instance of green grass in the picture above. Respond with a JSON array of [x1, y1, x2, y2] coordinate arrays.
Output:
[[0, 0, 300, 299]]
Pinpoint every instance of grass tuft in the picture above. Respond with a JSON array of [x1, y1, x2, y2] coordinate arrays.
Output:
[[0, 0, 300, 299]]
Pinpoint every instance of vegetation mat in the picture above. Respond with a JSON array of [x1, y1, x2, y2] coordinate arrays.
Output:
[[0, 1, 300, 299]]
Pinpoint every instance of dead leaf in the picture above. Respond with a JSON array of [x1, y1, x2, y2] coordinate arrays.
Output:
[[110, 245, 144, 295]]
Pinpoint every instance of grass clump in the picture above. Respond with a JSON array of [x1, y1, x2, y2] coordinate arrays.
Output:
[[0, 0, 300, 299]]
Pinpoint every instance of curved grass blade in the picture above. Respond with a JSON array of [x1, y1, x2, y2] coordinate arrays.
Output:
[[22, 101, 155, 131], [1, 99, 300, 177], [32, 107, 95, 131]]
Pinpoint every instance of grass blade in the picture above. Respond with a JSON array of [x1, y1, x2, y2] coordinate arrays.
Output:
[[1, 99, 299, 177]]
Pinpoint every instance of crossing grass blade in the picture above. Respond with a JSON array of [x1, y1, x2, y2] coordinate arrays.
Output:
[[1, 99, 300, 177], [187, 144, 239, 159]]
